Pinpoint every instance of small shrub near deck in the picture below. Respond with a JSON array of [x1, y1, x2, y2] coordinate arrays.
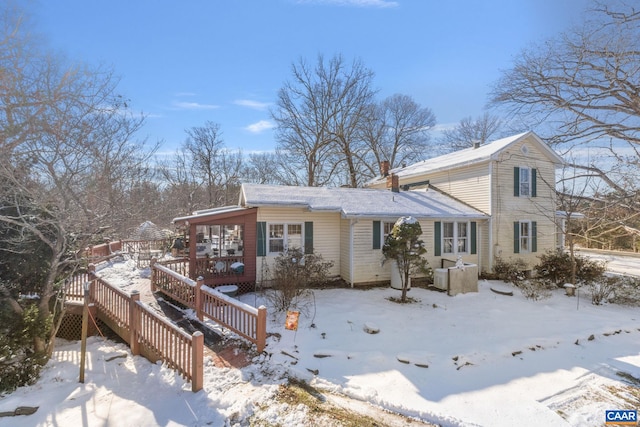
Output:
[[266, 248, 334, 313]]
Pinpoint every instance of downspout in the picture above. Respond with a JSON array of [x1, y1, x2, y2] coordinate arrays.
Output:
[[488, 161, 494, 272], [349, 218, 358, 288]]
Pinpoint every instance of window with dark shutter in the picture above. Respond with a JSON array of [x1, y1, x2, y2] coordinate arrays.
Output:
[[257, 222, 266, 256], [470, 222, 477, 255], [304, 222, 313, 254]]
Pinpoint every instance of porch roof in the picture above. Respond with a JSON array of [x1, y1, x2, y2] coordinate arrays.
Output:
[[240, 183, 488, 220], [172, 206, 249, 224]]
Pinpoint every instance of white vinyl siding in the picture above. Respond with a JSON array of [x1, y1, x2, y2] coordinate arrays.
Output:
[[492, 138, 556, 268], [256, 208, 341, 282]]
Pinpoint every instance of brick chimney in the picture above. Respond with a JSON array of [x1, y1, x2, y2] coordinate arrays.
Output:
[[380, 160, 390, 177], [386, 173, 399, 193]]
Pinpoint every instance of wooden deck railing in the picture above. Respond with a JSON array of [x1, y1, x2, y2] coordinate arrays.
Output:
[[133, 298, 203, 390], [65, 272, 92, 301], [152, 261, 267, 352], [198, 284, 267, 350], [152, 262, 197, 307], [85, 239, 169, 260], [67, 265, 204, 392]]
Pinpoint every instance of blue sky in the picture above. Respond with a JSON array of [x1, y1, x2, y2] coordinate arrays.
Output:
[[32, 0, 591, 155]]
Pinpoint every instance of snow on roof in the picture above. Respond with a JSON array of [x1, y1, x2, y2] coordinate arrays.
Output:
[[241, 183, 487, 219], [172, 206, 248, 224], [367, 131, 564, 185]]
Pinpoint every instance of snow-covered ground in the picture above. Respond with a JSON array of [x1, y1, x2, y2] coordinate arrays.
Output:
[[1, 254, 639, 427]]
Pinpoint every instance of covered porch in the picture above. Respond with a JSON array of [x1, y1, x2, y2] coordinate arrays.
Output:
[[173, 207, 257, 293]]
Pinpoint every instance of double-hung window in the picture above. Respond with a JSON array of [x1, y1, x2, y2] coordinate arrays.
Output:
[[442, 221, 468, 255], [514, 220, 537, 254], [383, 221, 395, 244], [373, 220, 398, 249], [519, 221, 531, 252], [268, 223, 302, 254], [514, 166, 537, 197], [519, 167, 531, 197]]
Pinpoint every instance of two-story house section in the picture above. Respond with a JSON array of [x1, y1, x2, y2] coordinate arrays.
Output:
[[366, 131, 565, 274]]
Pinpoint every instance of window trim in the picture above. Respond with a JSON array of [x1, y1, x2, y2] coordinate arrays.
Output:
[[267, 222, 304, 255], [519, 166, 531, 197], [514, 220, 537, 254], [441, 220, 470, 255], [373, 220, 397, 249], [519, 221, 531, 253], [514, 166, 537, 198]]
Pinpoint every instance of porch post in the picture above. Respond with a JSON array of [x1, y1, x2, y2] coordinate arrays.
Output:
[[256, 305, 267, 353], [189, 225, 197, 279], [195, 276, 204, 321], [150, 258, 158, 293], [191, 331, 204, 392], [129, 290, 140, 355]]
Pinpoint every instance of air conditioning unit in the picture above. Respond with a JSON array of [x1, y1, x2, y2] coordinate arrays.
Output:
[[433, 268, 449, 291]]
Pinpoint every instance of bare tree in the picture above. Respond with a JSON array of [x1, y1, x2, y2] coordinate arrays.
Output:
[[0, 4, 154, 370], [242, 152, 289, 185], [490, 0, 640, 250], [158, 149, 204, 218], [183, 121, 225, 206], [177, 121, 244, 208], [490, 1, 640, 148], [214, 149, 243, 206], [359, 94, 436, 179], [438, 113, 503, 153], [326, 58, 377, 187], [272, 54, 377, 187]]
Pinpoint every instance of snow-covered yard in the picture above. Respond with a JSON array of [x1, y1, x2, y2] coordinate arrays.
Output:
[[1, 255, 639, 426]]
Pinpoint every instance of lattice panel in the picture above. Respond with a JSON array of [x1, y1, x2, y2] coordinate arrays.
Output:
[[57, 313, 83, 340], [57, 312, 113, 341]]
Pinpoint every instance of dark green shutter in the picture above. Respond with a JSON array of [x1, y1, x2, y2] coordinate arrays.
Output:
[[373, 221, 381, 249], [514, 167, 520, 197], [470, 222, 477, 255], [531, 168, 537, 197], [513, 221, 520, 254], [434, 221, 442, 256], [257, 222, 266, 256], [532, 221, 537, 252], [304, 221, 313, 254]]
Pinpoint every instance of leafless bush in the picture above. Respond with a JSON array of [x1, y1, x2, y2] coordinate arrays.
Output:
[[517, 279, 552, 301], [589, 275, 640, 306], [588, 276, 617, 305], [266, 248, 333, 313]]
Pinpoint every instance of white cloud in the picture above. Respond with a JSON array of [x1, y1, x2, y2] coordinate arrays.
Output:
[[245, 120, 275, 133], [172, 101, 220, 110], [432, 122, 458, 133], [297, 0, 398, 8], [235, 99, 272, 110]]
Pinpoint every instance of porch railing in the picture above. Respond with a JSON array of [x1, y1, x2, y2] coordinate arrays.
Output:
[[152, 261, 266, 352], [67, 266, 204, 392]]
